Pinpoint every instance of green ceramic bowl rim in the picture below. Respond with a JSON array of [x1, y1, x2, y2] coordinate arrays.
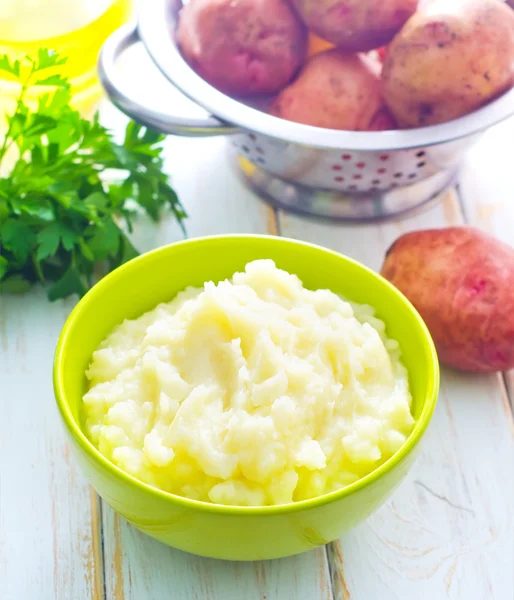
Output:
[[53, 234, 439, 516]]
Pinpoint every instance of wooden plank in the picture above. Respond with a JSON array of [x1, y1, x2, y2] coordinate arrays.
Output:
[[279, 189, 514, 599], [458, 117, 514, 407], [0, 289, 104, 599], [103, 511, 331, 600], [99, 45, 332, 600]]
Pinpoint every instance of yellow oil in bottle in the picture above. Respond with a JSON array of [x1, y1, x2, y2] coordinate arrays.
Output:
[[0, 0, 131, 119]]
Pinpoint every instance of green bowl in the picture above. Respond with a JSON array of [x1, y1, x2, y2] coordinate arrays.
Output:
[[53, 235, 439, 561]]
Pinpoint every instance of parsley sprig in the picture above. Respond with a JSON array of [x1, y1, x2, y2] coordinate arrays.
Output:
[[0, 49, 186, 300]]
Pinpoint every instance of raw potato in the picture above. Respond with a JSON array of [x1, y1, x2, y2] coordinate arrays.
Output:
[[289, 0, 418, 52], [270, 50, 396, 130], [381, 227, 514, 373], [177, 0, 307, 96], [382, 0, 514, 127]]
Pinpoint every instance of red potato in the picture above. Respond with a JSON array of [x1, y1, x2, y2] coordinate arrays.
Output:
[[289, 0, 418, 52], [381, 227, 514, 373], [382, 0, 514, 127], [177, 0, 307, 96], [270, 50, 396, 130]]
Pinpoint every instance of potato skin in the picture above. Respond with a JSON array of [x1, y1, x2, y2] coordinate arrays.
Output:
[[289, 0, 418, 52], [381, 227, 514, 373], [270, 50, 396, 130], [177, 0, 307, 96], [382, 0, 514, 127]]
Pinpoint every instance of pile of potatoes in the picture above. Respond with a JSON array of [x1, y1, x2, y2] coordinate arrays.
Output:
[[177, 0, 514, 131]]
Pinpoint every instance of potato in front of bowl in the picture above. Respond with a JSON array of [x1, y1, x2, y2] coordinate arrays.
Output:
[[83, 260, 414, 506]]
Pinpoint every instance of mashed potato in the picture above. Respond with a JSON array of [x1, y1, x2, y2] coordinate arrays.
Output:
[[84, 260, 414, 506]]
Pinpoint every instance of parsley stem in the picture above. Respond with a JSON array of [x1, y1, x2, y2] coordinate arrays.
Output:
[[0, 64, 36, 165], [31, 251, 44, 283]]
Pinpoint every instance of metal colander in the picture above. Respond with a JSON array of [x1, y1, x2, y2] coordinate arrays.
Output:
[[98, 0, 514, 221]]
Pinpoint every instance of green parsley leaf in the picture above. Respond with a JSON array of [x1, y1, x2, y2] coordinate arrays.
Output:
[[77, 238, 94, 262], [36, 221, 80, 262], [0, 256, 8, 280], [0, 274, 32, 294], [47, 264, 88, 301], [35, 223, 60, 260], [31, 48, 67, 72], [0, 219, 35, 263], [0, 55, 21, 78], [34, 74, 70, 87], [86, 217, 120, 260], [84, 192, 109, 210]]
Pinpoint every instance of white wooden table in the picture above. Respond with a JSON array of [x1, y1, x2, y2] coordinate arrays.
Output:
[[1, 47, 513, 600]]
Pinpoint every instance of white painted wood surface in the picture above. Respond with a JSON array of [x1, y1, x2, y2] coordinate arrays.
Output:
[[1, 47, 513, 600]]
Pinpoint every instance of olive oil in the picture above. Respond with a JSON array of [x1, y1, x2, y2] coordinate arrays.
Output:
[[0, 0, 131, 118]]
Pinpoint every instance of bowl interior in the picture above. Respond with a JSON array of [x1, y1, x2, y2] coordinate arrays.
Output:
[[55, 235, 438, 499]]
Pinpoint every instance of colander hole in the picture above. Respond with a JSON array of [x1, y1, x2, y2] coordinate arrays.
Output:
[[356, 162, 366, 168], [349, 185, 358, 190], [377, 168, 386, 174], [257, 157, 266, 165], [342, 154, 352, 160], [417, 162, 426, 168], [394, 172, 403, 178], [408, 173, 417, 179], [380, 154, 389, 161], [249, 134, 257, 141], [353, 174, 362, 180], [334, 176, 345, 182], [332, 165, 343, 171], [256, 147, 264, 154], [372, 179, 380, 184], [416, 150, 426, 157], [242, 145, 250, 153]]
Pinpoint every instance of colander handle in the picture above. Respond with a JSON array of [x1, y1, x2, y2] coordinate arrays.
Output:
[[98, 23, 239, 137]]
